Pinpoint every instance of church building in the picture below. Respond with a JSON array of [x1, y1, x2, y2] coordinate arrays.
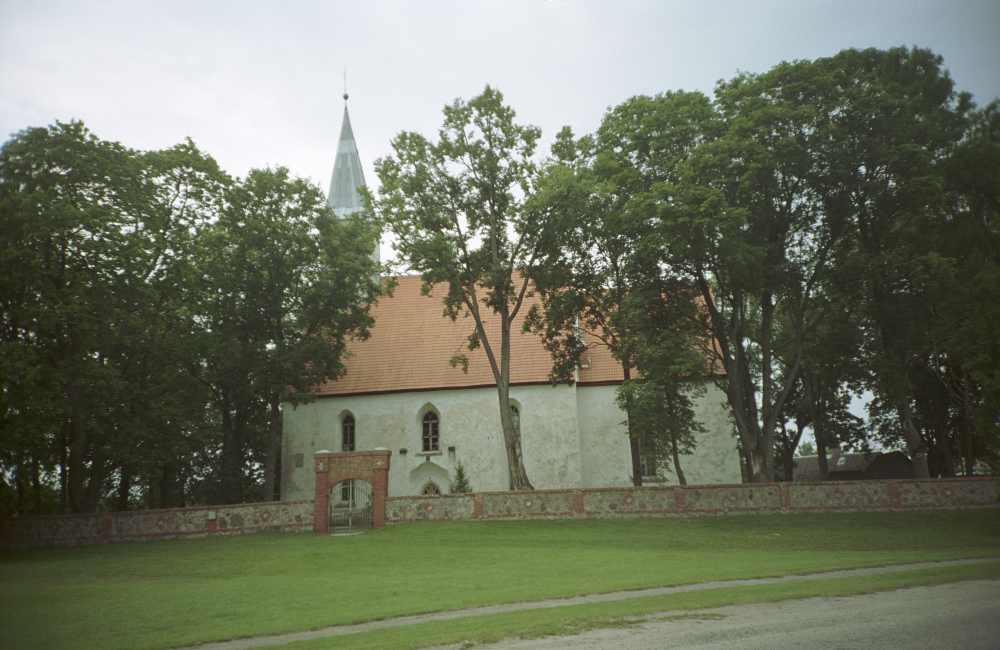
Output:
[[280, 98, 741, 501]]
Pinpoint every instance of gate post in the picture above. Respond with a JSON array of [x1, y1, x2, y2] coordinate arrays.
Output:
[[313, 449, 392, 535], [313, 451, 332, 534], [372, 451, 390, 529]]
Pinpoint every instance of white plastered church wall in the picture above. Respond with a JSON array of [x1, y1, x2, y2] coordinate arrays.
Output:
[[573, 383, 741, 487], [281, 381, 742, 501], [282, 384, 590, 500]]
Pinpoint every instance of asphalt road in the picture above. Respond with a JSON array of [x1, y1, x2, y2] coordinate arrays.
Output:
[[470, 579, 1000, 650]]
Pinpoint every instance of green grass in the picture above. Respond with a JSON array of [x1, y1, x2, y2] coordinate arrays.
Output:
[[286, 561, 1000, 649], [1, 511, 998, 650]]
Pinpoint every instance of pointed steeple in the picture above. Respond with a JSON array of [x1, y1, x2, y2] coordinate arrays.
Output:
[[327, 100, 367, 218], [327, 91, 379, 264]]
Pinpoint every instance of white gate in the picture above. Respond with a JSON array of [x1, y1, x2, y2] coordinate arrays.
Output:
[[330, 480, 373, 532]]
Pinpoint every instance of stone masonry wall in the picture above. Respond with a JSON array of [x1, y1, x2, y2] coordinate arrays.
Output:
[[1, 500, 313, 550], [385, 477, 1000, 523], [4, 477, 997, 549]]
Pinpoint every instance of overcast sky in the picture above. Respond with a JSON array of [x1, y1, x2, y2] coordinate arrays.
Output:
[[3, 0, 998, 231]]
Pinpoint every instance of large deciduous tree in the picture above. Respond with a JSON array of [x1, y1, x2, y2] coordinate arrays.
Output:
[[650, 62, 850, 482], [813, 47, 975, 477], [0, 122, 225, 512], [528, 92, 714, 484], [369, 86, 561, 490], [196, 168, 383, 503], [1, 122, 383, 511]]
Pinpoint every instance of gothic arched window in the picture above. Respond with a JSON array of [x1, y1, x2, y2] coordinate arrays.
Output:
[[342, 413, 355, 452], [422, 411, 439, 452]]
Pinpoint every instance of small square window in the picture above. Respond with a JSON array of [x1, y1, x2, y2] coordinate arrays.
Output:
[[294, 453, 304, 468]]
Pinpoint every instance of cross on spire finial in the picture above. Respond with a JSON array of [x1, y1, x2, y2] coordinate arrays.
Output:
[[343, 68, 348, 102]]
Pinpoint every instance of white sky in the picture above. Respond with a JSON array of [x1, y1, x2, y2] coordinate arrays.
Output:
[[3, 1, 994, 440], [2, 0, 999, 262]]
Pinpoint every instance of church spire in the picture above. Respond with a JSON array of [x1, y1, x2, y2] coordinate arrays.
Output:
[[327, 90, 379, 264], [327, 95, 366, 218]]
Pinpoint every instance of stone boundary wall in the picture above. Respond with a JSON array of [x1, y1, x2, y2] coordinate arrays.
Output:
[[1, 500, 313, 550], [385, 477, 1000, 523], [4, 478, 997, 549]]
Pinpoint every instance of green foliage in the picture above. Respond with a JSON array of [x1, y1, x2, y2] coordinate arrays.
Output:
[[369, 86, 561, 490], [195, 167, 384, 503], [0, 122, 226, 512], [2, 45, 997, 510], [528, 92, 714, 484], [0, 121, 383, 511], [616, 379, 704, 484], [796, 441, 816, 457], [451, 462, 472, 493], [529, 46, 1000, 481]]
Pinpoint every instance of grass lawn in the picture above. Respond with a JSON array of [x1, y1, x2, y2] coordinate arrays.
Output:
[[2, 510, 998, 650]]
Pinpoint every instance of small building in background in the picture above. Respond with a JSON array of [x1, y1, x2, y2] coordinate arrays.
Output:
[[793, 450, 913, 482]]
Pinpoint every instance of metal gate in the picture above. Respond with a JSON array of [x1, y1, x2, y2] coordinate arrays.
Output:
[[330, 480, 373, 533]]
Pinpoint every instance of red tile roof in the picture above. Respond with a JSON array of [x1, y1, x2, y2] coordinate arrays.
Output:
[[313, 275, 624, 397]]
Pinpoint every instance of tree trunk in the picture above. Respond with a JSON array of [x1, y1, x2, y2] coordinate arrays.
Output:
[[219, 399, 245, 504], [899, 402, 930, 478], [750, 437, 774, 483], [701, 284, 761, 484], [959, 380, 975, 476], [623, 364, 642, 486], [82, 448, 107, 512], [669, 434, 687, 486], [66, 413, 88, 513], [59, 425, 68, 513], [31, 459, 42, 513], [816, 432, 829, 480], [159, 460, 184, 508], [782, 419, 805, 482], [116, 467, 131, 511], [14, 458, 27, 515], [497, 317, 533, 490], [497, 379, 533, 490], [737, 439, 752, 483], [262, 395, 283, 501], [782, 443, 795, 482]]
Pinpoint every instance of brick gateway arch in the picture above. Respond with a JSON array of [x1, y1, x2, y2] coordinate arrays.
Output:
[[313, 449, 391, 534]]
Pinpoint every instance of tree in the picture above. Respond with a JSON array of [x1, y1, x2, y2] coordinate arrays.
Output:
[[451, 463, 472, 493], [649, 61, 852, 482], [0, 122, 224, 512], [811, 47, 975, 477], [369, 86, 561, 490], [771, 278, 868, 481], [195, 167, 383, 503], [932, 100, 1000, 474], [528, 92, 717, 485], [1, 122, 383, 510]]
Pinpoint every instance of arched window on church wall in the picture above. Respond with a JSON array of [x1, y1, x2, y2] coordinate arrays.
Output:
[[340, 413, 356, 502], [342, 413, 356, 452], [422, 411, 439, 452]]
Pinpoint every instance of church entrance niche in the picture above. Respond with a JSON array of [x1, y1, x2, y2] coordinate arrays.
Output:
[[331, 479, 373, 532]]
